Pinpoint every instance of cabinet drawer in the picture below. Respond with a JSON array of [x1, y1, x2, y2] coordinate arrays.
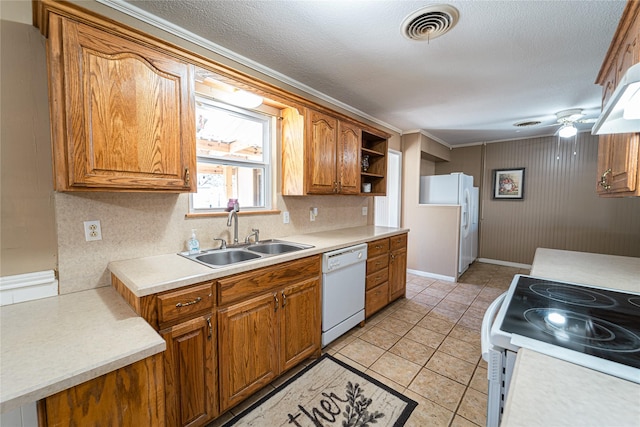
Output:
[[218, 255, 321, 306], [366, 268, 388, 290], [367, 238, 389, 258], [390, 233, 407, 251], [366, 282, 389, 318], [366, 253, 388, 274], [157, 283, 213, 325]]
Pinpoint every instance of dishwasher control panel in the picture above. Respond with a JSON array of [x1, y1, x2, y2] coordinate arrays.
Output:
[[322, 243, 368, 273]]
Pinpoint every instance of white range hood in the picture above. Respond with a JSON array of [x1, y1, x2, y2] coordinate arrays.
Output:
[[592, 62, 640, 135]]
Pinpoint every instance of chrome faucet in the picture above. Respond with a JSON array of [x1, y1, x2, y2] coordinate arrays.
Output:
[[227, 208, 239, 244], [213, 237, 227, 250], [245, 228, 260, 244]]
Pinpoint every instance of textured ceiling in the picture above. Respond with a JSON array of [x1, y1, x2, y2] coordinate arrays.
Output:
[[109, 0, 626, 146]]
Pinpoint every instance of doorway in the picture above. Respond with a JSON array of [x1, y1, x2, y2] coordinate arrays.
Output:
[[374, 150, 402, 227]]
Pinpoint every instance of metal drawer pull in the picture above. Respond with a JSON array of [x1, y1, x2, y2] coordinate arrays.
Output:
[[175, 297, 202, 308], [274, 293, 279, 312], [206, 316, 212, 340], [282, 291, 287, 307]]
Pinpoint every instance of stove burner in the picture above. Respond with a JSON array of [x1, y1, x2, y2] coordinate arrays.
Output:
[[529, 282, 616, 308], [523, 308, 640, 352], [629, 297, 640, 309]]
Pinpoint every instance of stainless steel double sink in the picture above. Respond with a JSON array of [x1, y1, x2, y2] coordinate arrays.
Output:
[[179, 239, 314, 268]]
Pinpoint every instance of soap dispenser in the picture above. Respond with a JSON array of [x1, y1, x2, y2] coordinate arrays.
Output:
[[187, 229, 200, 254]]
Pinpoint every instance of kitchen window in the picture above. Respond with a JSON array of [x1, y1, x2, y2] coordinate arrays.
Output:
[[190, 97, 272, 213]]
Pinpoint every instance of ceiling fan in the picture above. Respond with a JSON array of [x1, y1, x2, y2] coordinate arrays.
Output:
[[551, 109, 598, 138]]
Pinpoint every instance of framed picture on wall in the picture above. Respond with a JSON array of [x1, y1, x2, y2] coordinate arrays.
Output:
[[493, 168, 525, 200]]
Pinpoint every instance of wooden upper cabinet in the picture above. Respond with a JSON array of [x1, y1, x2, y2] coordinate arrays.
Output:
[[306, 110, 339, 194], [45, 14, 196, 192], [282, 106, 386, 195], [595, 1, 640, 197], [338, 121, 362, 194]]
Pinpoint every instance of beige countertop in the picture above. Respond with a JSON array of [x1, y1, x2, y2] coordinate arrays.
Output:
[[0, 225, 408, 415], [0, 287, 165, 414], [502, 348, 640, 427], [502, 248, 640, 426], [109, 225, 409, 296], [530, 248, 640, 293]]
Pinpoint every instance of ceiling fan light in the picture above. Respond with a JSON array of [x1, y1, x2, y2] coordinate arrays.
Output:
[[558, 123, 577, 138]]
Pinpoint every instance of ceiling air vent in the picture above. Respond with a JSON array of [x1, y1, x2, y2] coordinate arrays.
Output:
[[401, 5, 459, 41], [514, 120, 542, 127]]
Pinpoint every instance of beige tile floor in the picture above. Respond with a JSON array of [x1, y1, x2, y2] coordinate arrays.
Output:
[[209, 262, 529, 427]]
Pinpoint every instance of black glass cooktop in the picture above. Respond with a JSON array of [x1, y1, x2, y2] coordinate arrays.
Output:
[[500, 276, 640, 370]]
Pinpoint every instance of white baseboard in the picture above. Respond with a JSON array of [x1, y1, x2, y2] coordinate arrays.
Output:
[[407, 268, 456, 282], [0, 270, 58, 306], [0, 401, 38, 427], [476, 258, 532, 270]]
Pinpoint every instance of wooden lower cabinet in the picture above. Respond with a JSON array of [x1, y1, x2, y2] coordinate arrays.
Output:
[[280, 278, 321, 372], [39, 354, 164, 427], [389, 235, 408, 302], [218, 293, 279, 412], [162, 315, 217, 427], [218, 277, 321, 412], [365, 233, 408, 317], [365, 281, 389, 318]]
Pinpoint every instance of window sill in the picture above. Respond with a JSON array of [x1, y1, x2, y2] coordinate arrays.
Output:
[[185, 209, 281, 219]]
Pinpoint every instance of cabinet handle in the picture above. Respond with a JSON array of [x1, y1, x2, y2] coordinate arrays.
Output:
[[333, 181, 339, 193], [282, 291, 287, 307], [175, 297, 201, 308], [184, 168, 190, 185], [206, 316, 212, 340], [274, 293, 279, 312], [598, 168, 611, 191]]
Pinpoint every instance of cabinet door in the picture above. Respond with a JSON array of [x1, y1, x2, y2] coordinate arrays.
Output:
[[162, 315, 216, 427], [52, 17, 196, 191], [42, 354, 164, 427], [280, 278, 321, 372], [338, 121, 361, 194], [389, 249, 407, 302], [597, 133, 640, 195], [218, 293, 278, 412], [306, 110, 338, 193]]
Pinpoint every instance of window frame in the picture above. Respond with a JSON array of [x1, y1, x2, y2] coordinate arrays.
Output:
[[189, 96, 273, 214]]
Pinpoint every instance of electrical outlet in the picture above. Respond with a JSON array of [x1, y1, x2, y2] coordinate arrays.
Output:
[[84, 220, 102, 241], [310, 209, 315, 221], [283, 211, 290, 224], [362, 207, 368, 216]]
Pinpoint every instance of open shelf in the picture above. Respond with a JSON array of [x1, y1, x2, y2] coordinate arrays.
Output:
[[360, 130, 388, 195]]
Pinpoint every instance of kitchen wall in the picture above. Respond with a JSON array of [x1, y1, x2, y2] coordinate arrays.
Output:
[[1, 1, 399, 294], [435, 133, 640, 265], [55, 192, 371, 294], [0, 1, 58, 277], [402, 133, 461, 278]]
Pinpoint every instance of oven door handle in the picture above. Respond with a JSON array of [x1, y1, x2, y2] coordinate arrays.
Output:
[[481, 292, 507, 362]]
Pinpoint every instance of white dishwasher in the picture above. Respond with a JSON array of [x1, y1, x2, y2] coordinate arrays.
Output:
[[321, 243, 367, 347]]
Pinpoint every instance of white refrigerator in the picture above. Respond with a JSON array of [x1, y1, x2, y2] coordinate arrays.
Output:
[[420, 173, 478, 274]]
